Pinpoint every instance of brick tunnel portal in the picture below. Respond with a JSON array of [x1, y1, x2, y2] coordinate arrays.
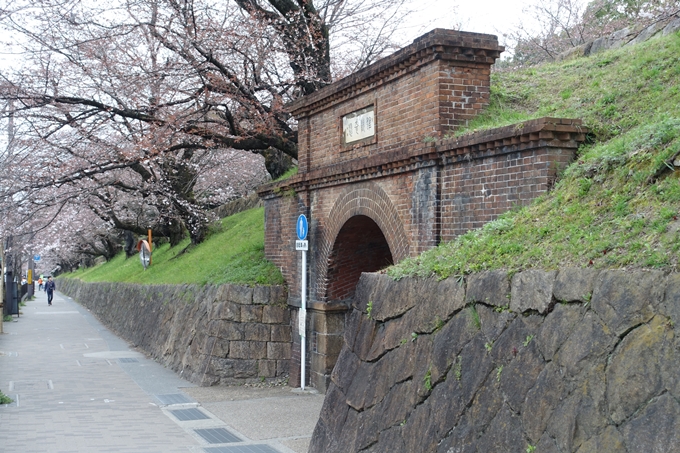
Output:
[[325, 215, 393, 303]]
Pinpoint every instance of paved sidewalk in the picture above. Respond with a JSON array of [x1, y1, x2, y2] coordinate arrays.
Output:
[[0, 291, 323, 453]]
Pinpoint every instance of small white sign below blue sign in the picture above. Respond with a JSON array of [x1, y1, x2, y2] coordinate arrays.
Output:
[[297, 214, 308, 240]]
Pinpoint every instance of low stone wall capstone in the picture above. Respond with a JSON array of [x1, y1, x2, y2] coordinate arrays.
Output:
[[57, 278, 290, 386], [311, 269, 680, 453]]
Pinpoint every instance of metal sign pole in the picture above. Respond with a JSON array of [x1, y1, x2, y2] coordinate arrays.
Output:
[[295, 214, 309, 390], [300, 248, 307, 390]]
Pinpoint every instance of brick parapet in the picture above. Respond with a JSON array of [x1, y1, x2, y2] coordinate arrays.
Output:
[[287, 29, 504, 118]]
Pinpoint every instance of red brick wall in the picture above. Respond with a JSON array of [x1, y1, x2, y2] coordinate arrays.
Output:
[[292, 32, 503, 172], [441, 147, 574, 238], [262, 194, 303, 297]]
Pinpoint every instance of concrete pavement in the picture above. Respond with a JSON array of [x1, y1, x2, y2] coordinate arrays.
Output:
[[0, 290, 324, 453]]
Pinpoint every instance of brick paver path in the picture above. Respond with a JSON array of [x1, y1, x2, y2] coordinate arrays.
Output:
[[0, 290, 206, 453]]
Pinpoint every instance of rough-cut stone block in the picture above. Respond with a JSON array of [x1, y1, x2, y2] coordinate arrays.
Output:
[[258, 359, 277, 377], [218, 322, 244, 341], [499, 341, 546, 413], [211, 338, 230, 358], [270, 285, 288, 305], [365, 315, 404, 362], [228, 285, 253, 304], [510, 269, 556, 314], [591, 269, 665, 336], [575, 425, 626, 453], [243, 323, 270, 342], [466, 270, 510, 307], [352, 314, 377, 361], [430, 310, 478, 383], [621, 393, 680, 452], [267, 341, 291, 360], [262, 305, 289, 324], [660, 273, 680, 329], [402, 397, 438, 453], [331, 347, 361, 391], [554, 267, 598, 302], [369, 275, 418, 322], [607, 316, 670, 423], [458, 335, 494, 407], [354, 273, 379, 310], [554, 311, 616, 378], [232, 359, 259, 378], [629, 20, 665, 46], [522, 363, 565, 443], [477, 304, 515, 344], [270, 325, 292, 342], [473, 407, 525, 452], [210, 301, 240, 321], [276, 359, 289, 376], [230, 341, 266, 359], [208, 357, 236, 378], [433, 276, 467, 316], [240, 305, 263, 323], [536, 303, 582, 361], [252, 285, 270, 305], [309, 383, 349, 453], [343, 309, 362, 350]]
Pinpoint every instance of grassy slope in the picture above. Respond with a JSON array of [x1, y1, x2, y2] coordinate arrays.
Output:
[[66, 207, 284, 286], [65, 33, 680, 286], [389, 32, 680, 280]]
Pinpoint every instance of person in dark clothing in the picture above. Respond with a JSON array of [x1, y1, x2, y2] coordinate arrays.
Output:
[[45, 276, 56, 306]]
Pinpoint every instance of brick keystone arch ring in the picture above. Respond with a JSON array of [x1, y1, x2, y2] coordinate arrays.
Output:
[[316, 181, 410, 300]]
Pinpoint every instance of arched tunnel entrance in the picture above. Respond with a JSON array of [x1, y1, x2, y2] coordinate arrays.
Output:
[[325, 215, 393, 302]]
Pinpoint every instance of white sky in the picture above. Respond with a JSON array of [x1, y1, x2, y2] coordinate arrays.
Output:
[[412, 0, 531, 36], [399, 0, 579, 53]]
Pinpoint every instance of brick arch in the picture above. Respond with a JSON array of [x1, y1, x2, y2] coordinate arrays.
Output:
[[315, 182, 409, 301]]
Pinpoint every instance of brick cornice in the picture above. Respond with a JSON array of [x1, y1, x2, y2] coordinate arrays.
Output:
[[257, 117, 588, 198], [286, 29, 505, 118]]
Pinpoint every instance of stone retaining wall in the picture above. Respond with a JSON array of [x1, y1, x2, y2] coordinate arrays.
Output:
[[311, 269, 680, 453], [57, 278, 291, 386]]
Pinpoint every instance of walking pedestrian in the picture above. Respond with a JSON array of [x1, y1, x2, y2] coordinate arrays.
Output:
[[38, 277, 43, 291], [45, 276, 56, 306]]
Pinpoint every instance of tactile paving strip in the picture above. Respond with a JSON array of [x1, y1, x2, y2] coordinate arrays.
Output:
[[118, 358, 139, 363], [170, 408, 210, 421], [156, 393, 193, 405], [203, 445, 281, 453], [195, 427, 241, 444]]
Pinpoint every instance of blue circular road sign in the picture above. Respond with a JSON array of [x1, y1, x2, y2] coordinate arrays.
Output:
[[297, 214, 308, 240]]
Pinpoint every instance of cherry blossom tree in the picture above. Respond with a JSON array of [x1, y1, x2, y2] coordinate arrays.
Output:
[[0, 0, 417, 258]]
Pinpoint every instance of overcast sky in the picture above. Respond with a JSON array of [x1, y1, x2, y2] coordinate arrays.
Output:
[[401, 0, 588, 50], [412, 0, 531, 37]]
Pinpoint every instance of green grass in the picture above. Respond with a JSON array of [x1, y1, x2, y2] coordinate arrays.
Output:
[[0, 390, 12, 404], [389, 32, 680, 280], [64, 207, 284, 286]]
